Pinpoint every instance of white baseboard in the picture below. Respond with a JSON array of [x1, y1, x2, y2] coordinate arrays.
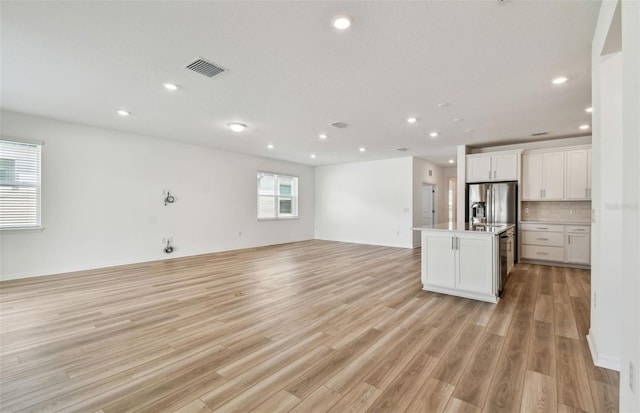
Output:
[[587, 330, 621, 371]]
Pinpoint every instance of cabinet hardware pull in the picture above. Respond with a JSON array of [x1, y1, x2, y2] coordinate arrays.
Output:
[[452, 237, 455, 250], [585, 188, 588, 198], [568, 235, 571, 244], [537, 227, 548, 230], [536, 238, 548, 241], [493, 170, 496, 179], [536, 252, 548, 255], [540, 189, 543, 199]]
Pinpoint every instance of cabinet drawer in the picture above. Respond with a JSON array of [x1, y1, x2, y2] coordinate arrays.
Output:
[[522, 245, 564, 262], [520, 223, 564, 232], [566, 225, 590, 234], [521, 231, 564, 247]]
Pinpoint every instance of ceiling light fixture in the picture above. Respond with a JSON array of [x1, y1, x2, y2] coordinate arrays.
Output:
[[117, 110, 130, 116], [267, 144, 274, 149], [552, 76, 568, 84], [332, 15, 352, 30], [453, 118, 463, 122], [438, 102, 450, 108], [585, 107, 593, 113], [227, 122, 247, 132], [448, 159, 455, 164], [407, 117, 417, 124], [319, 134, 328, 140], [163, 83, 178, 91], [359, 147, 366, 152], [430, 131, 439, 138], [310, 154, 317, 159], [579, 124, 590, 130]]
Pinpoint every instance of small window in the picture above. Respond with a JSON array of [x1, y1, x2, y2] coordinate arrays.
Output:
[[0, 139, 42, 229], [257, 172, 298, 219]]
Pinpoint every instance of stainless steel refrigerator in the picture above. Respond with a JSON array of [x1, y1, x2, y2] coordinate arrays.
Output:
[[467, 181, 518, 262], [467, 182, 517, 226]]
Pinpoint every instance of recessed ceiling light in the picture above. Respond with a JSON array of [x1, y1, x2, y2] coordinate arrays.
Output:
[[429, 131, 439, 138], [332, 15, 352, 30], [448, 159, 455, 164], [585, 107, 593, 113], [319, 134, 328, 140], [310, 154, 316, 159], [267, 144, 274, 149], [579, 124, 590, 130], [227, 122, 247, 132], [407, 117, 417, 124], [452, 117, 464, 122], [163, 83, 178, 91], [117, 110, 130, 116], [552, 76, 568, 84], [359, 147, 366, 152], [438, 102, 450, 108]]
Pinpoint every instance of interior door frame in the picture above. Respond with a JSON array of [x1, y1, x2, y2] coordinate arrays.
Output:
[[422, 183, 436, 226]]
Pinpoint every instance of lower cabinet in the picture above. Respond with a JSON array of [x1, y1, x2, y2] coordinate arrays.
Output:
[[422, 231, 496, 302], [520, 223, 590, 265]]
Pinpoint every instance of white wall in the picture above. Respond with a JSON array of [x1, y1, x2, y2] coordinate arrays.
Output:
[[591, 1, 640, 411], [619, 0, 640, 409], [0, 111, 315, 280], [314, 157, 414, 248], [412, 158, 447, 247]]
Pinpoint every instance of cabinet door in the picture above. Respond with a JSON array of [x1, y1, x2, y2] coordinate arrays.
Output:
[[566, 233, 590, 264], [542, 152, 565, 199], [456, 235, 494, 295], [565, 149, 589, 199], [466, 156, 492, 182], [522, 153, 543, 200], [424, 233, 455, 288], [492, 153, 518, 181]]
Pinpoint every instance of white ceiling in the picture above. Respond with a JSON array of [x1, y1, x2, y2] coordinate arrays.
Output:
[[1, 1, 600, 167]]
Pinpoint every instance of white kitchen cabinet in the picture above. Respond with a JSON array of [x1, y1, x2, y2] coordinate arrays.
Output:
[[466, 152, 519, 183], [422, 231, 495, 299], [566, 226, 590, 264], [522, 151, 564, 200], [520, 222, 590, 266], [565, 149, 592, 199]]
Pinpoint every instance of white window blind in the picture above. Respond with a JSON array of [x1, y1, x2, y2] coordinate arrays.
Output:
[[257, 172, 298, 219], [0, 139, 42, 229]]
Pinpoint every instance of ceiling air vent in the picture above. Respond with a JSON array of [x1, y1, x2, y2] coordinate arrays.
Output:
[[330, 122, 351, 129], [530, 131, 549, 137], [396, 147, 408, 152], [186, 58, 226, 78]]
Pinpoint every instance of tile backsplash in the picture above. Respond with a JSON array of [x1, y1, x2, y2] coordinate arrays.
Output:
[[521, 201, 591, 223]]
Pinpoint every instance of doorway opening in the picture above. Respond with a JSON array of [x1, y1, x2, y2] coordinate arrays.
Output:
[[422, 184, 435, 226], [447, 177, 457, 224]]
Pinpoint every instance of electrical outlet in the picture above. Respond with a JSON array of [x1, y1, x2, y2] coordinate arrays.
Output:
[[630, 361, 635, 392], [593, 292, 597, 308]]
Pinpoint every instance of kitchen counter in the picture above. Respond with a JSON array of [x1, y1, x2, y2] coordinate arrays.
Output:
[[521, 220, 590, 225], [413, 222, 515, 235]]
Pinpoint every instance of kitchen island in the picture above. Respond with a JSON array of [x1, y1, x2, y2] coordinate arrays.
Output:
[[412, 223, 515, 303]]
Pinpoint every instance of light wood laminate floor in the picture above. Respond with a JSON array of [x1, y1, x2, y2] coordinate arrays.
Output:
[[0, 240, 619, 412]]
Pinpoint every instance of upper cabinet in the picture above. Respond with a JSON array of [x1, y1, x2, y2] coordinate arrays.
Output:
[[466, 151, 519, 183], [521, 145, 591, 201], [565, 149, 592, 200], [522, 152, 565, 200]]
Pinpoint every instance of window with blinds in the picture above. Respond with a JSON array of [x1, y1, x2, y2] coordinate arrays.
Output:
[[0, 139, 42, 229], [257, 172, 298, 219]]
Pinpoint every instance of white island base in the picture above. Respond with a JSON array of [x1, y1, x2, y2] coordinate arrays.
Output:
[[413, 223, 514, 304]]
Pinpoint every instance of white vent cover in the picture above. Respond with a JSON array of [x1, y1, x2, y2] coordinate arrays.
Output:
[[330, 122, 351, 129], [186, 58, 226, 78]]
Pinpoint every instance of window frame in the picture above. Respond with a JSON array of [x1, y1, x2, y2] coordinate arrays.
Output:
[[0, 137, 44, 231], [257, 171, 299, 220]]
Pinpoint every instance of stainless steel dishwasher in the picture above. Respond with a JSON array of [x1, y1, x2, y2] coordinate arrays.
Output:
[[499, 228, 515, 294]]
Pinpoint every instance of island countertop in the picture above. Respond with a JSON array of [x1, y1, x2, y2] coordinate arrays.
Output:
[[412, 222, 515, 235]]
